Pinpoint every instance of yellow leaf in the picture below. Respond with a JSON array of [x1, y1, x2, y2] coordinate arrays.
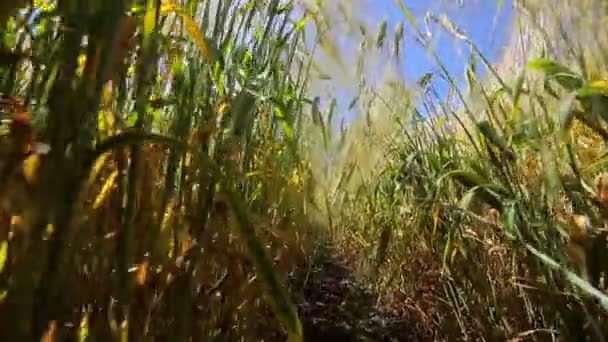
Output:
[[94, 171, 119, 209], [0, 241, 7, 274], [88, 153, 111, 185], [76, 54, 87, 76], [450, 241, 460, 263], [590, 80, 608, 92], [216, 97, 230, 116], [432, 205, 441, 235], [161, 3, 216, 63], [143, 0, 157, 42], [22, 154, 41, 184], [10, 215, 23, 226], [78, 313, 89, 342], [120, 320, 128, 342]]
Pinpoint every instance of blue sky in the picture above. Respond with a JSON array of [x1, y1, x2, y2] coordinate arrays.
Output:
[[375, 0, 514, 86], [309, 0, 514, 125]]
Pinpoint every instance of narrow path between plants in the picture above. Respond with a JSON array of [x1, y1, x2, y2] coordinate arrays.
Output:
[[286, 247, 427, 342]]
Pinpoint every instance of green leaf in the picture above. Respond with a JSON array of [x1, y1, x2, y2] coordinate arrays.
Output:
[[527, 58, 574, 75], [327, 97, 337, 133], [548, 73, 584, 91], [127, 112, 138, 127], [272, 99, 294, 141], [229, 89, 257, 137], [434, 117, 448, 129], [577, 82, 608, 124], [526, 244, 608, 312], [393, 22, 404, 57], [395, 0, 418, 30], [142, 0, 157, 51], [502, 203, 518, 240], [540, 141, 560, 208], [376, 20, 387, 48], [294, 14, 312, 32], [311, 97, 325, 131], [557, 91, 578, 133], [511, 69, 526, 124], [477, 120, 508, 151], [497, 0, 505, 12], [442, 170, 505, 210], [527, 58, 583, 90], [226, 189, 303, 341], [417, 72, 433, 88]]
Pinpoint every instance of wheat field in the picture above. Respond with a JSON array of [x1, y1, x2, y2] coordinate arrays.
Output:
[[0, 0, 607, 341]]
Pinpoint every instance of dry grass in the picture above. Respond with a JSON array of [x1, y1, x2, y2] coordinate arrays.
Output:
[[0, 1, 318, 340], [312, 0, 608, 340], [3, 0, 608, 341]]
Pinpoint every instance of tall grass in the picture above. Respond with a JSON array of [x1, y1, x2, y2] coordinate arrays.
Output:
[[0, 1, 319, 340], [311, 0, 608, 340], [4, 0, 608, 340]]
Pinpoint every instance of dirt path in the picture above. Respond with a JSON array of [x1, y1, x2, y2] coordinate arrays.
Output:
[[289, 251, 423, 341]]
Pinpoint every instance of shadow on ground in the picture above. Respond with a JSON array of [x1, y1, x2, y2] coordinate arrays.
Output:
[[286, 246, 427, 342]]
